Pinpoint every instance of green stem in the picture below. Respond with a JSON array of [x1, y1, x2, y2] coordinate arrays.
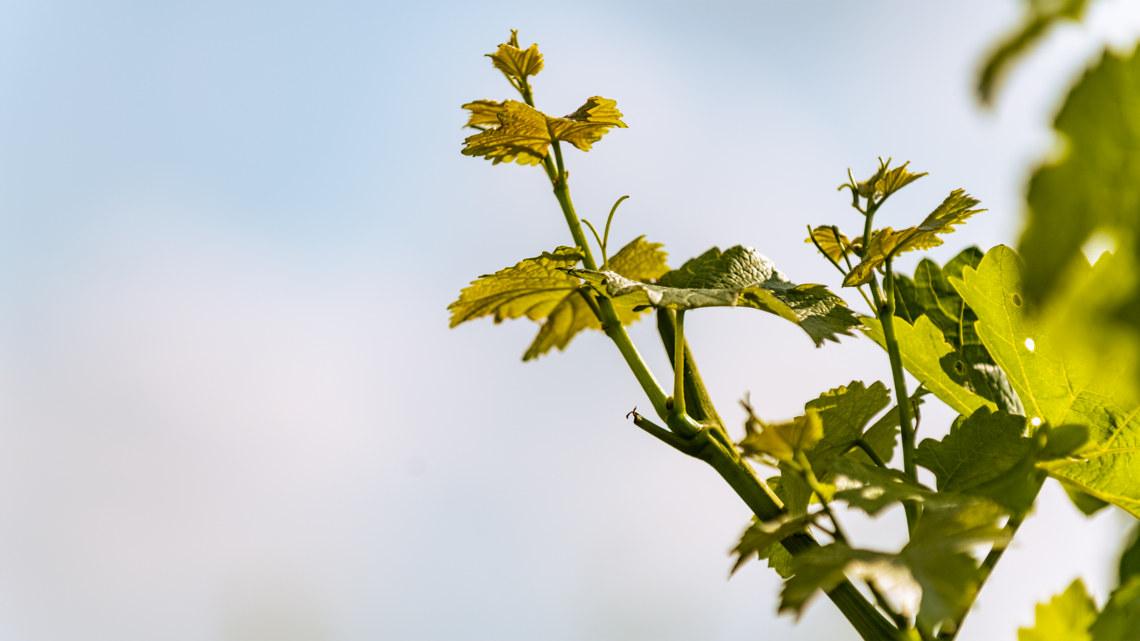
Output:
[[672, 310, 687, 417], [657, 310, 725, 429], [794, 450, 849, 546], [879, 258, 919, 533], [854, 439, 888, 469]]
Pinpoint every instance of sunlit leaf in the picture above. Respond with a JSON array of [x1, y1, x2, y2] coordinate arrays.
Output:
[[1019, 46, 1140, 303], [979, 0, 1092, 106], [730, 513, 817, 576], [449, 239, 667, 361], [1019, 579, 1098, 641], [953, 245, 1140, 517], [486, 30, 544, 81], [739, 409, 823, 462], [1090, 576, 1140, 640], [844, 190, 986, 287], [462, 97, 627, 165], [830, 457, 970, 516], [806, 226, 861, 264], [570, 245, 861, 347], [461, 99, 506, 129], [850, 159, 927, 200], [863, 315, 997, 416]]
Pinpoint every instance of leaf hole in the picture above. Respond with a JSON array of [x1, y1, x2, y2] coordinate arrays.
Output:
[[953, 361, 966, 376], [1031, 417, 1042, 427], [1024, 338, 1035, 352], [1011, 293, 1023, 307]]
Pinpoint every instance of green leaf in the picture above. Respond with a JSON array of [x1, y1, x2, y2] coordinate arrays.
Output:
[[1019, 46, 1140, 303], [730, 513, 817, 576], [863, 315, 997, 416], [844, 389, 930, 468], [738, 409, 823, 463], [780, 503, 1005, 629], [486, 30, 544, 81], [844, 190, 986, 287], [1019, 579, 1099, 641], [1123, 524, 1140, 586], [1063, 484, 1111, 516], [462, 97, 627, 165], [891, 247, 1025, 414], [759, 541, 795, 579], [570, 245, 862, 346], [775, 381, 891, 514], [806, 226, 861, 264], [450, 239, 667, 361], [916, 407, 1041, 512], [953, 245, 1140, 517], [977, 0, 1091, 106], [1090, 576, 1140, 641], [830, 457, 966, 516], [850, 159, 928, 200]]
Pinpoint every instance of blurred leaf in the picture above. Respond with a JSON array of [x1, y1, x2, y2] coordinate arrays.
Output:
[[850, 159, 928, 200], [1090, 576, 1140, 640], [1019, 46, 1140, 303], [571, 245, 861, 346], [1122, 524, 1140, 585], [775, 381, 891, 514], [1063, 484, 1111, 516], [730, 513, 817, 576], [450, 239, 666, 360], [954, 245, 1140, 517], [845, 190, 986, 287], [739, 409, 823, 462], [1019, 579, 1098, 641], [979, 0, 1092, 106], [831, 457, 969, 516], [863, 315, 996, 416], [487, 30, 544, 81], [759, 541, 795, 579], [462, 97, 626, 165], [461, 99, 506, 129]]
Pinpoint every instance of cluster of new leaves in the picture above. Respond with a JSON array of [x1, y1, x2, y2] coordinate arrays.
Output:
[[569, 245, 862, 347], [448, 238, 668, 360]]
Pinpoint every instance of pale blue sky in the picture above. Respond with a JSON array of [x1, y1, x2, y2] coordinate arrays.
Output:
[[0, 2, 1139, 640]]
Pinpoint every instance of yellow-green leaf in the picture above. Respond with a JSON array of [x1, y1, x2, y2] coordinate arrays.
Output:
[[1019, 579, 1098, 641], [449, 240, 667, 361], [461, 99, 505, 129], [862, 315, 997, 416], [461, 97, 627, 165], [844, 190, 986, 287], [953, 245, 1140, 517], [806, 226, 860, 264], [730, 513, 817, 576], [486, 30, 544, 81], [739, 409, 823, 462]]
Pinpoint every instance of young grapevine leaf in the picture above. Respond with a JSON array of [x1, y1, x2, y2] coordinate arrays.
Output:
[[842, 389, 930, 468], [1089, 576, 1140, 640], [487, 30, 544, 81], [738, 410, 823, 462], [449, 239, 667, 360], [775, 381, 891, 514], [916, 407, 1042, 513], [844, 190, 986, 287], [462, 97, 627, 165], [806, 226, 861, 264], [462, 99, 506, 129], [730, 512, 817, 576], [954, 245, 1140, 517], [862, 315, 997, 416], [570, 245, 861, 346], [891, 247, 1025, 414], [850, 160, 928, 200], [1019, 46, 1140, 303], [1018, 579, 1099, 641]]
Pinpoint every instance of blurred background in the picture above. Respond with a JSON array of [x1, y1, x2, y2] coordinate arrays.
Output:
[[1, 1, 1139, 639]]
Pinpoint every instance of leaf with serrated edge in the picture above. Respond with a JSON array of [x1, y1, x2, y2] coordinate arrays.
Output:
[[730, 513, 816, 576], [462, 97, 626, 165], [486, 30, 544, 80], [776, 382, 891, 515], [916, 408, 1032, 494], [450, 239, 666, 361], [1019, 579, 1098, 641], [954, 245, 1140, 517], [462, 100, 506, 129], [570, 245, 861, 347], [806, 226, 860, 264], [845, 190, 986, 287], [863, 315, 996, 416], [831, 457, 968, 516], [738, 410, 823, 462]]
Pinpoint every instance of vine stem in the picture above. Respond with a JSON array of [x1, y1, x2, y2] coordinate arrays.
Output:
[[878, 257, 919, 533]]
